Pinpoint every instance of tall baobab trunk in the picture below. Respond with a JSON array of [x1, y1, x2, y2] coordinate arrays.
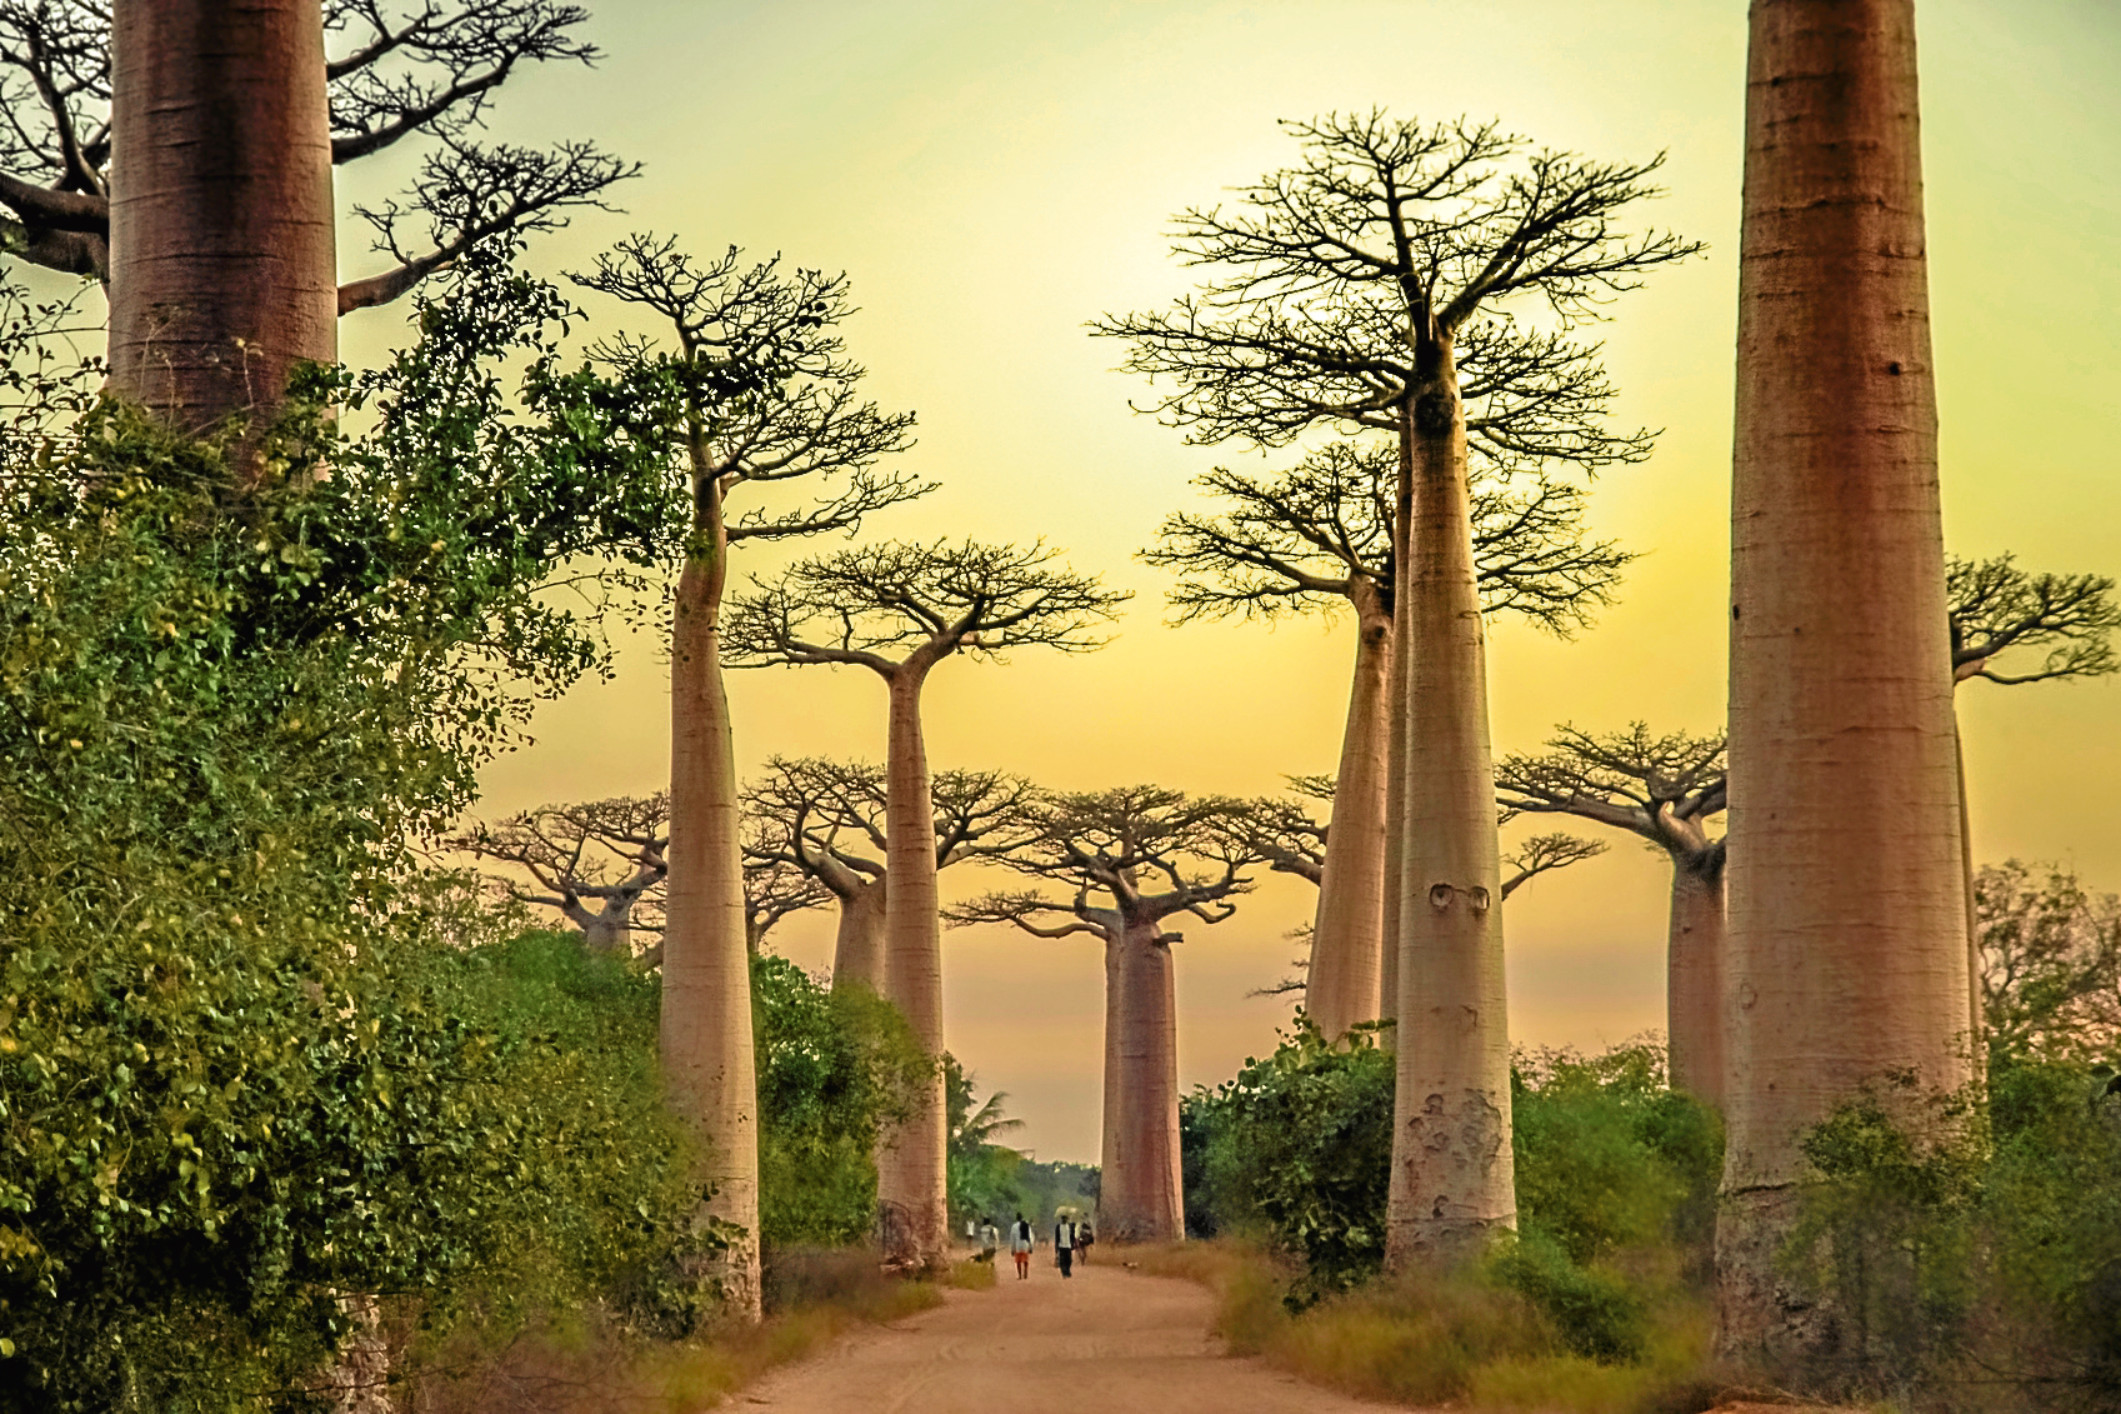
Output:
[[1308, 577, 1392, 1040], [1379, 426, 1414, 1045], [877, 666, 948, 1270], [1666, 857, 1728, 1107], [1954, 723, 1983, 1059], [1384, 340, 1515, 1272], [663, 470, 762, 1322], [1097, 922, 1130, 1237], [109, 0, 336, 436], [1102, 917, 1184, 1241], [582, 910, 633, 959], [1720, 0, 1972, 1361], [831, 875, 888, 994]]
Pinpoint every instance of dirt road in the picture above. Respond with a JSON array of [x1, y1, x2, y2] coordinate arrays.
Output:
[[739, 1260, 1380, 1413]]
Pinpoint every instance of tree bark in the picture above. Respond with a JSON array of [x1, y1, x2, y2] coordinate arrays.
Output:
[[582, 910, 633, 959], [1384, 339, 1516, 1273], [1666, 853, 1728, 1108], [109, 0, 337, 440], [1102, 915, 1184, 1241], [876, 666, 949, 1270], [831, 875, 888, 995], [1719, 0, 1973, 1365], [1379, 446, 1413, 1045], [1096, 922, 1128, 1236], [662, 469, 761, 1322], [1308, 579, 1393, 1040], [1954, 719, 1984, 1062]]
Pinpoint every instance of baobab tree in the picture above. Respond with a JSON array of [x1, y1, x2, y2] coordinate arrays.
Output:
[[1147, 439, 1630, 1039], [1947, 553, 2119, 1043], [0, 1, 629, 427], [1100, 111, 1698, 1270], [452, 793, 671, 956], [1248, 777, 1605, 1005], [1720, 0, 1969, 1362], [1495, 726, 1728, 1104], [948, 786, 1260, 1242], [571, 238, 921, 1320], [738, 847, 833, 955], [724, 539, 1126, 1270], [455, 794, 828, 957], [742, 755, 1039, 994]]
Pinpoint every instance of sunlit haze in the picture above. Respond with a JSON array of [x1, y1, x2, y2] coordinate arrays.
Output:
[[334, 0, 2121, 1163]]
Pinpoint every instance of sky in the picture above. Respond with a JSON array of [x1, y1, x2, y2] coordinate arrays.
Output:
[[333, 0, 2121, 1164]]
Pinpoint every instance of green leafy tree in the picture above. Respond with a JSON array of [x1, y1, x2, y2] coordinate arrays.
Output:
[[0, 249, 700, 1406], [753, 955, 928, 1248], [945, 1056, 1027, 1225]]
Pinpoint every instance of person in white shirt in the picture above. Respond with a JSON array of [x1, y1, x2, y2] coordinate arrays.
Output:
[[1053, 1216, 1076, 1278], [1009, 1214, 1034, 1279]]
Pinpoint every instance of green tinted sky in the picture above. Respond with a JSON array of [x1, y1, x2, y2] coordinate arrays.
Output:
[[340, 0, 2121, 1161]]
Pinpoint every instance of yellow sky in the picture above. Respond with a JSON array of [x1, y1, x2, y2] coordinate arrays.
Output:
[[335, 0, 2121, 1162]]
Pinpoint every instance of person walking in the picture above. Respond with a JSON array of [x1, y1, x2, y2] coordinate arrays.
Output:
[[1054, 1214, 1076, 1279], [979, 1217, 1000, 1263], [1076, 1219, 1094, 1266], [1009, 1214, 1033, 1280]]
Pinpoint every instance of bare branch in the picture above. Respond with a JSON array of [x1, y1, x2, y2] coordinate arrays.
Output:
[[723, 539, 1129, 677], [1146, 437, 1629, 635], [1093, 109, 1698, 457], [1948, 552, 2119, 689], [1495, 722, 1725, 863], [1500, 831, 1608, 899]]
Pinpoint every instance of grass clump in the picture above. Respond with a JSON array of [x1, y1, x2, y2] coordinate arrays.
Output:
[[1177, 1034, 1727, 1410], [413, 1246, 945, 1412]]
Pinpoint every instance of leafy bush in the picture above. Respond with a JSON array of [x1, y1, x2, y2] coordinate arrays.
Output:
[[1788, 1059, 2121, 1410], [754, 956, 926, 1247], [0, 250, 694, 1408], [1183, 1027, 1716, 1340], [1512, 1043, 1723, 1273], [1183, 1018, 1395, 1296]]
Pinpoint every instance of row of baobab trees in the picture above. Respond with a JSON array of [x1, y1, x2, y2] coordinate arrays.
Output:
[[10, 0, 2110, 1377], [462, 532, 2114, 1265]]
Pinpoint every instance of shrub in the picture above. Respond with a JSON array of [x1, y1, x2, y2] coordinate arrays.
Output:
[[1787, 1060, 2121, 1410], [1184, 1018, 1395, 1296], [754, 957, 926, 1247]]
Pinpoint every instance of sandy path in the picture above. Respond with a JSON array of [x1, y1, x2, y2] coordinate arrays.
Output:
[[738, 1259, 1382, 1413]]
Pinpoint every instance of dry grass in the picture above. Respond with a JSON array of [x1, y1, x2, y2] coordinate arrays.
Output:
[[943, 1254, 999, 1290], [410, 1247, 949, 1412], [1121, 1239, 1764, 1414]]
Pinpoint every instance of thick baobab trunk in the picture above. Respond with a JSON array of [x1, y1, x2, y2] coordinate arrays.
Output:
[[1102, 916, 1184, 1241], [109, 0, 336, 437], [1384, 344, 1515, 1272], [831, 875, 889, 994], [876, 666, 948, 1270], [1720, 0, 1973, 1363], [662, 477, 761, 1322], [1666, 854, 1728, 1107], [582, 910, 633, 959], [1308, 579, 1393, 1040], [1096, 923, 1128, 1237]]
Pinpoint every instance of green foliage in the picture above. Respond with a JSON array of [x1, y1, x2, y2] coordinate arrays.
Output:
[[1183, 1018, 1395, 1298], [944, 1055, 1026, 1225], [0, 249, 700, 1409], [1977, 860, 2121, 1070], [753, 960, 926, 1248], [1511, 1043, 1723, 1271], [1183, 1032, 1720, 1366], [1789, 1060, 2121, 1409], [1011, 1160, 1098, 1229]]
